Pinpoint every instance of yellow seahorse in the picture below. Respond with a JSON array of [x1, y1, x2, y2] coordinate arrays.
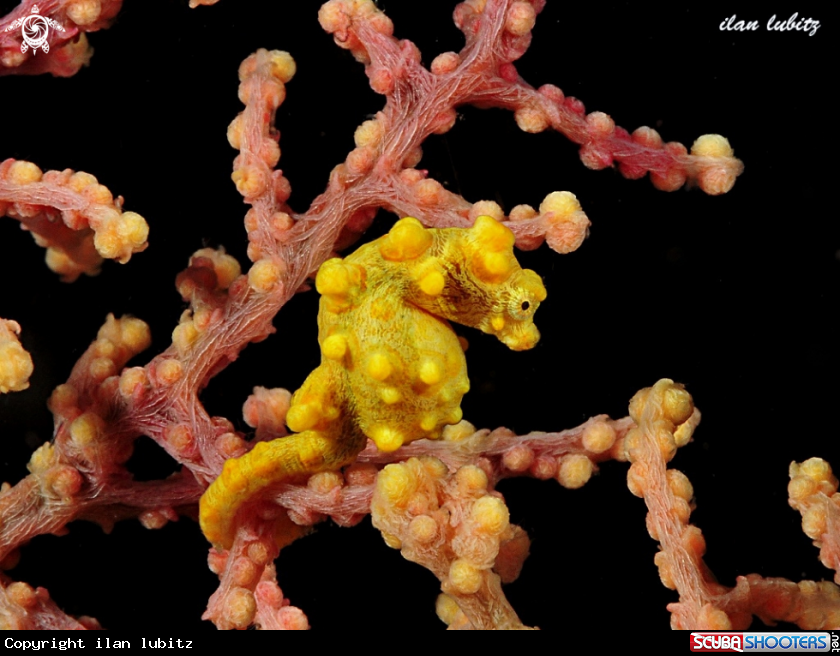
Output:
[[199, 215, 547, 549]]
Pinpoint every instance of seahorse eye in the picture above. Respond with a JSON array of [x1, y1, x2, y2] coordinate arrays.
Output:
[[509, 295, 537, 321]]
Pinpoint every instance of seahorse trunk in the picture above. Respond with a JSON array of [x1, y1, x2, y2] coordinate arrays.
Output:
[[198, 216, 545, 550]]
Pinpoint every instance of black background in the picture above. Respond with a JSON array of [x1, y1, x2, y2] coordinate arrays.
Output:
[[0, 0, 834, 634]]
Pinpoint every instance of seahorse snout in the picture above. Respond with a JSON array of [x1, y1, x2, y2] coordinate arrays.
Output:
[[500, 322, 540, 351]]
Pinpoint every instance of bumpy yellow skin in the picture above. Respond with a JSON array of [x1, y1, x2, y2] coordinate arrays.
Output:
[[199, 216, 547, 549]]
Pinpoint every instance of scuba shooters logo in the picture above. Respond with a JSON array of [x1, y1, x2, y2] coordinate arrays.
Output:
[[690, 632, 836, 652], [4, 5, 65, 54]]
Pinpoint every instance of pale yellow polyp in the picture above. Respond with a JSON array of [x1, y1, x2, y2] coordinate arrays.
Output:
[[366, 352, 393, 381], [321, 334, 347, 360], [0, 321, 33, 394], [418, 270, 445, 296], [690, 134, 734, 159], [418, 359, 442, 385], [248, 259, 282, 292]]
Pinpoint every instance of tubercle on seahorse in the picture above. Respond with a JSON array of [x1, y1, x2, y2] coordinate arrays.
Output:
[[199, 216, 547, 550]]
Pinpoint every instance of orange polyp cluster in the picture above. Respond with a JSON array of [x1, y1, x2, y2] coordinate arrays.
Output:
[[0, 320, 33, 394], [199, 216, 545, 549], [371, 457, 529, 629], [789, 458, 840, 574]]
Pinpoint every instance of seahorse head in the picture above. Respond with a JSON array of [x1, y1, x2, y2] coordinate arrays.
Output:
[[386, 215, 547, 352]]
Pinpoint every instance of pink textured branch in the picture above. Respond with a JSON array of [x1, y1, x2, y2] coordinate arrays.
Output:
[[0, 315, 206, 566], [371, 457, 531, 629], [0, 573, 101, 629], [252, 564, 309, 631], [315, 0, 594, 253], [267, 415, 634, 526], [0, 471, 202, 564], [626, 381, 721, 628], [822, 505, 840, 580], [0, 160, 148, 281], [203, 516, 306, 630], [359, 415, 634, 478], [715, 575, 840, 629], [451, 2, 743, 194], [627, 380, 840, 630]]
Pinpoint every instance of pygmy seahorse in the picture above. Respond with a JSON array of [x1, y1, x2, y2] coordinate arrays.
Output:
[[199, 215, 547, 549]]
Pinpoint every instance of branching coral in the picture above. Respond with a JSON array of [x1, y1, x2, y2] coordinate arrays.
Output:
[[0, 0, 834, 632]]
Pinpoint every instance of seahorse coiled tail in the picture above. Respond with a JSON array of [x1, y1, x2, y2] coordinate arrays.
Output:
[[199, 216, 547, 549]]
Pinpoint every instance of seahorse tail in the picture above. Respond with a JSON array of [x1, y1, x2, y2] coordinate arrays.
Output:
[[199, 431, 357, 550]]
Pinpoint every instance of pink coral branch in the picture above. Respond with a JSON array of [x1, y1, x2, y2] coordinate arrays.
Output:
[[0, 314, 206, 567], [714, 575, 840, 629], [627, 380, 840, 630], [267, 415, 634, 527], [0, 160, 148, 281], [252, 564, 309, 630], [203, 485, 313, 630], [371, 457, 531, 629], [313, 0, 594, 254], [359, 415, 634, 477], [626, 382, 717, 628], [0, 471, 202, 561], [0, 573, 101, 629], [448, 1, 743, 194], [823, 504, 840, 580]]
